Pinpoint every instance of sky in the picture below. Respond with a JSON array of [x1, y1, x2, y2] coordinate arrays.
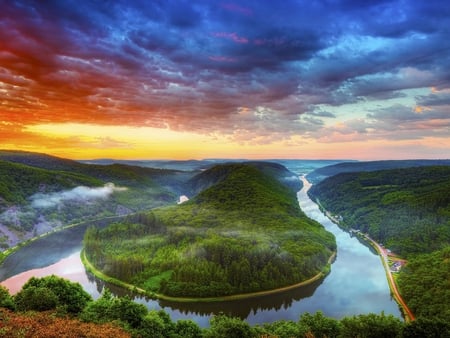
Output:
[[0, 0, 449, 160]]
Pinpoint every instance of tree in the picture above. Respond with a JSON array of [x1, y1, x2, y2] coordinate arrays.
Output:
[[136, 310, 168, 338], [173, 319, 203, 338], [340, 313, 403, 338], [261, 319, 308, 338], [18, 275, 92, 314], [205, 314, 254, 338], [402, 317, 450, 338], [299, 311, 341, 338], [80, 288, 115, 324], [81, 289, 147, 330], [0, 285, 15, 311], [15, 286, 58, 312], [110, 295, 147, 328]]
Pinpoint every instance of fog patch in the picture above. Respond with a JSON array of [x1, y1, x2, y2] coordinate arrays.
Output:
[[30, 183, 128, 209]]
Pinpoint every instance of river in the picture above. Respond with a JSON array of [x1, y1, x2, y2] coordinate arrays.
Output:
[[0, 175, 401, 327]]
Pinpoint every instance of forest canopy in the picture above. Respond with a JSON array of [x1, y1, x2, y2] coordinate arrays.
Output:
[[84, 163, 336, 298], [308, 166, 450, 257]]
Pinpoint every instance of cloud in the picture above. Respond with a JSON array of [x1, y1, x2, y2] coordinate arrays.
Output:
[[312, 102, 450, 143], [0, 0, 449, 151], [30, 183, 127, 209]]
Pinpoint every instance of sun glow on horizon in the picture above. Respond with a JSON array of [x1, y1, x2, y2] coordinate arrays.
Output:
[[0, 122, 439, 161], [24, 123, 317, 160]]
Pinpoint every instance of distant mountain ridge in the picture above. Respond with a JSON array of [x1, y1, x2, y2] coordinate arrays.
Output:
[[0, 150, 180, 184], [307, 159, 450, 183], [0, 160, 102, 205]]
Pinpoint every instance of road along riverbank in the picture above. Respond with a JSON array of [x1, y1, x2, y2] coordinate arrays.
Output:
[[357, 234, 415, 322], [310, 187, 415, 322]]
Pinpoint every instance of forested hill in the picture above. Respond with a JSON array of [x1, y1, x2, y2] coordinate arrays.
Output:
[[0, 160, 102, 205], [0, 150, 184, 185], [307, 159, 450, 184], [308, 165, 450, 257], [84, 162, 336, 298], [0, 151, 192, 249], [187, 161, 301, 197]]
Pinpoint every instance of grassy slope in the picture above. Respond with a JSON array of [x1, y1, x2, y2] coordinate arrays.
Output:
[[84, 163, 336, 298], [0, 150, 182, 186]]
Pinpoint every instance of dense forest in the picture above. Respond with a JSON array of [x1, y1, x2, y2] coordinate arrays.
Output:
[[84, 163, 336, 298], [1, 275, 449, 337], [0, 151, 193, 249], [308, 165, 450, 322], [308, 166, 450, 257], [397, 247, 450, 320]]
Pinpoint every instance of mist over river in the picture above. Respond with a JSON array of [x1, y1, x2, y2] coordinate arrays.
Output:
[[0, 162, 401, 327]]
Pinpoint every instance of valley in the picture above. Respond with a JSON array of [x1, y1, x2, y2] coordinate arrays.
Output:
[[0, 151, 448, 334]]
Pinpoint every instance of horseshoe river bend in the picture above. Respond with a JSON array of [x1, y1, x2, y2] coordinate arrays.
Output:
[[0, 163, 401, 327]]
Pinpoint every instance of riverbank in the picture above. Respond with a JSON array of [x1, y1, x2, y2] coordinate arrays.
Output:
[[81, 249, 336, 303], [357, 233, 415, 322], [0, 214, 129, 265], [1, 174, 402, 323], [316, 204, 415, 322]]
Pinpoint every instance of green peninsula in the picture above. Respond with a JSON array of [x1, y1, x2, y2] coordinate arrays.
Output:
[[84, 162, 336, 298]]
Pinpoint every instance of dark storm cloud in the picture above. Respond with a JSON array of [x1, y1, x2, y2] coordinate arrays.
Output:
[[1, 0, 449, 142]]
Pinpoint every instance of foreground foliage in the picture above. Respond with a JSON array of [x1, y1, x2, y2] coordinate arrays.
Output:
[[1, 277, 450, 337], [84, 163, 336, 298], [0, 308, 131, 338]]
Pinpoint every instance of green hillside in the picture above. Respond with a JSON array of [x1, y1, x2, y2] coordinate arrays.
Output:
[[84, 163, 336, 298], [308, 166, 450, 321], [0, 150, 195, 210], [0, 160, 102, 205], [397, 247, 450, 320], [0, 150, 186, 190], [308, 166, 450, 257], [0, 151, 193, 248]]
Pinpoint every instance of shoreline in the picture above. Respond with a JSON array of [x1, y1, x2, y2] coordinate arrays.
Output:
[[315, 202, 415, 322], [0, 214, 129, 265], [357, 233, 415, 322], [81, 249, 336, 303]]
